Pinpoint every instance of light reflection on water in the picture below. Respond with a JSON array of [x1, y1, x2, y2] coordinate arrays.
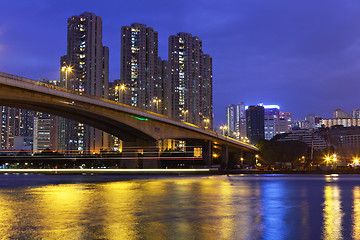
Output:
[[0, 174, 360, 239], [322, 185, 343, 240]]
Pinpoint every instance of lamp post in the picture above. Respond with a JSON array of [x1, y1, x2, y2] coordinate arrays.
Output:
[[153, 98, 161, 113], [181, 110, 188, 122], [332, 154, 337, 167], [233, 131, 240, 140], [255, 154, 259, 166], [354, 158, 359, 167], [115, 84, 126, 103], [220, 125, 228, 136], [204, 118, 210, 129], [61, 66, 72, 89]]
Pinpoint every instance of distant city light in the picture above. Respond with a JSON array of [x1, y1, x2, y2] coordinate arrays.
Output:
[[245, 104, 280, 110]]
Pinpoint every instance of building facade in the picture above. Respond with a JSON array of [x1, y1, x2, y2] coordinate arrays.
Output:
[[246, 105, 265, 144], [121, 23, 159, 111], [226, 103, 246, 140], [264, 105, 280, 140], [33, 112, 51, 153], [60, 12, 109, 154], [167, 32, 213, 129]]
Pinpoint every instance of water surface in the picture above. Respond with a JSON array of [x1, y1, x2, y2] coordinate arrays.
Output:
[[0, 174, 359, 239]]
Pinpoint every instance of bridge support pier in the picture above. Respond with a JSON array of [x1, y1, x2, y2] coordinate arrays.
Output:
[[202, 141, 212, 167], [221, 144, 229, 169], [123, 140, 160, 169]]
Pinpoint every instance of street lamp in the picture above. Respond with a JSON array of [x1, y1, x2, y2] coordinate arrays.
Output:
[[115, 84, 126, 103], [353, 158, 359, 167], [255, 154, 259, 166], [61, 66, 73, 89], [153, 98, 161, 113], [204, 118, 210, 129], [181, 110, 188, 122], [220, 125, 228, 136], [240, 157, 244, 168]]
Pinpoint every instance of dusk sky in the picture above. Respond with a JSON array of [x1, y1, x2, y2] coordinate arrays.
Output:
[[1, 0, 360, 126]]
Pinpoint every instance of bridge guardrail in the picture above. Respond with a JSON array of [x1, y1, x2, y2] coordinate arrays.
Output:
[[0, 71, 161, 116], [0, 72, 257, 150]]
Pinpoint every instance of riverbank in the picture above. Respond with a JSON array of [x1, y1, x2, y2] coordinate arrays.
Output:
[[0, 168, 359, 175]]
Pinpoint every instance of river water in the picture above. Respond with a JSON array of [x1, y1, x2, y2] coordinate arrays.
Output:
[[0, 174, 359, 239]]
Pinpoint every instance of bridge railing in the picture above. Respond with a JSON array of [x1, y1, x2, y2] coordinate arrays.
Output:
[[0, 71, 159, 116]]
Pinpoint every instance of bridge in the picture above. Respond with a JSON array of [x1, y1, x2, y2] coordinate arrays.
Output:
[[0, 72, 258, 168]]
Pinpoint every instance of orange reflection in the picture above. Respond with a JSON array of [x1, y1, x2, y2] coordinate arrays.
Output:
[[353, 186, 360, 239], [0, 176, 263, 239], [322, 185, 343, 240], [0, 192, 15, 238]]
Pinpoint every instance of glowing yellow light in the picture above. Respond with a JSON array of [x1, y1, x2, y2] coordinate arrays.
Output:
[[354, 158, 359, 164], [120, 84, 126, 91]]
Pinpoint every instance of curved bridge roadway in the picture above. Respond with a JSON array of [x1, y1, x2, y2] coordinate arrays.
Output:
[[0, 72, 258, 166]]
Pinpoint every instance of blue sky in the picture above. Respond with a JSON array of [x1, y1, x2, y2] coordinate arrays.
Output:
[[1, 0, 360, 125]]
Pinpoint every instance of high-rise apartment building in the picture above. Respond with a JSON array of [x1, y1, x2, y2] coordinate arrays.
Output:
[[0, 107, 34, 150], [121, 23, 159, 111], [60, 12, 109, 153], [226, 103, 246, 140], [168, 33, 213, 129], [33, 112, 51, 153], [277, 111, 292, 134], [246, 105, 265, 144], [263, 105, 280, 140]]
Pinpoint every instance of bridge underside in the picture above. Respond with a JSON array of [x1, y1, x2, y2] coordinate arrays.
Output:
[[0, 81, 258, 168]]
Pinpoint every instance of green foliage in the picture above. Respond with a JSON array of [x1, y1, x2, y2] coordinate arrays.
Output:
[[256, 139, 308, 164]]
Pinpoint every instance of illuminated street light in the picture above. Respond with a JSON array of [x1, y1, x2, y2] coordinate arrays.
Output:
[[115, 84, 126, 103], [255, 154, 259, 166], [181, 110, 188, 122], [153, 98, 161, 113], [353, 158, 359, 166], [324, 156, 331, 166], [61, 66, 73, 89], [203, 118, 210, 129], [220, 125, 228, 136]]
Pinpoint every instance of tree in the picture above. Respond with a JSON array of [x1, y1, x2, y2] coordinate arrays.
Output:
[[256, 139, 308, 164]]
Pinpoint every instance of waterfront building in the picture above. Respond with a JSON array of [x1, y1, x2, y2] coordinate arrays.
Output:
[[264, 105, 280, 140], [167, 32, 213, 129], [226, 103, 246, 140], [352, 109, 360, 119], [334, 109, 350, 119], [276, 129, 327, 150], [246, 105, 265, 144], [33, 112, 51, 153], [60, 12, 109, 154], [277, 111, 292, 134], [0, 107, 34, 150], [294, 114, 322, 130], [121, 23, 159, 111], [321, 118, 360, 128]]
